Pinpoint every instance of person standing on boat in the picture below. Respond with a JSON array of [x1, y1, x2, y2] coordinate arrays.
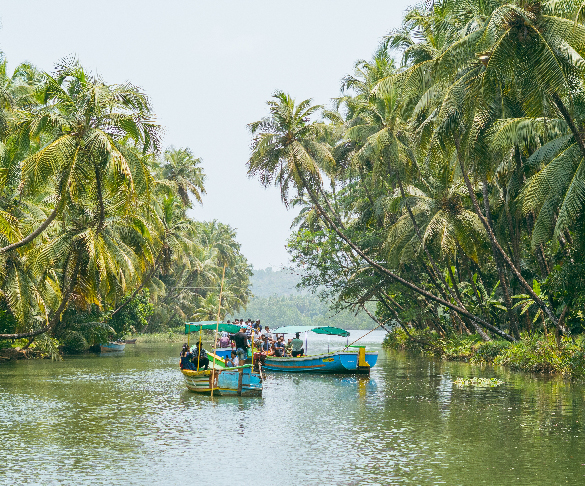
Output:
[[264, 326, 273, 344], [291, 333, 304, 357], [231, 327, 248, 364]]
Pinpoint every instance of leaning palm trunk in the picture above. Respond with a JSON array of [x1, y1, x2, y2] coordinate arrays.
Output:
[[0, 250, 82, 340], [453, 137, 565, 335], [481, 177, 520, 340], [396, 176, 489, 340], [0, 199, 62, 254], [294, 163, 515, 342]]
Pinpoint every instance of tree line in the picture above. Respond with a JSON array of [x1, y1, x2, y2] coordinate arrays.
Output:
[[247, 0, 585, 344], [0, 56, 251, 354]]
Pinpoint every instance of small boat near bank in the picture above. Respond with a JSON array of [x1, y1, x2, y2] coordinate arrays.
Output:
[[100, 342, 126, 353]]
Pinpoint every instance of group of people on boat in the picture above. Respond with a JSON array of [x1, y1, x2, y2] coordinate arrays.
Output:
[[179, 320, 307, 372], [222, 320, 306, 359], [180, 342, 209, 371]]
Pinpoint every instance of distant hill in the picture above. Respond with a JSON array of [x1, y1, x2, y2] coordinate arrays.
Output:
[[248, 267, 303, 297], [228, 267, 375, 330]]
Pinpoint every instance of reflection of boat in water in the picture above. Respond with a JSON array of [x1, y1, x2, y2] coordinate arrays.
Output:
[[263, 326, 378, 374], [182, 321, 263, 397], [100, 342, 126, 353]]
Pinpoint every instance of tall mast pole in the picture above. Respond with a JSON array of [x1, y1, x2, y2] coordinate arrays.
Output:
[[211, 262, 226, 398]]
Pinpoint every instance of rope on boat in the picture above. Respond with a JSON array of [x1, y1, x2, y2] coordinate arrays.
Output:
[[342, 320, 389, 350]]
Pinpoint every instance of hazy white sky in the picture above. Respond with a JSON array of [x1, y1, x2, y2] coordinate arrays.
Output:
[[0, 0, 412, 269]]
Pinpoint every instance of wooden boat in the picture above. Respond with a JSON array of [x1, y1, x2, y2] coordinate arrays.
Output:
[[263, 347, 378, 374], [182, 364, 262, 396], [264, 326, 378, 374], [100, 342, 126, 353], [123, 339, 137, 344], [183, 321, 263, 396]]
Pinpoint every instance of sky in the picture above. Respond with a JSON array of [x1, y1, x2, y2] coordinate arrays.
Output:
[[0, 0, 412, 269]]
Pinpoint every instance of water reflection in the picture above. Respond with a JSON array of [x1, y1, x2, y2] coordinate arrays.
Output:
[[1, 331, 584, 485]]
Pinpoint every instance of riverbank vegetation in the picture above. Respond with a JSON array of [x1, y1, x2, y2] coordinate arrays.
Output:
[[247, 0, 585, 375], [384, 329, 585, 377], [0, 56, 251, 356]]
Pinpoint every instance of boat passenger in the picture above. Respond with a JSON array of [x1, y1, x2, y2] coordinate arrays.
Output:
[[291, 332, 304, 357], [284, 339, 293, 357], [219, 332, 230, 348], [272, 343, 283, 357], [275, 336, 285, 355], [231, 350, 239, 367], [261, 336, 271, 352], [231, 327, 249, 364], [192, 342, 209, 370], [180, 347, 197, 370], [264, 326, 273, 343]]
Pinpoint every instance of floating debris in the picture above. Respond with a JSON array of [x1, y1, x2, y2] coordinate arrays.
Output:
[[454, 377, 503, 387]]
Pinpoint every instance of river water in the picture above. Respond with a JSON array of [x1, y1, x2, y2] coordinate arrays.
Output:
[[1, 330, 584, 485]]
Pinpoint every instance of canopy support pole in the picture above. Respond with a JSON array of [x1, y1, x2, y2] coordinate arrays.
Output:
[[211, 263, 226, 398], [197, 329, 201, 371], [343, 322, 383, 350]]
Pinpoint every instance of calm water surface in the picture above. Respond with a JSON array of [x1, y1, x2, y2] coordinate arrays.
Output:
[[1, 330, 584, 485]]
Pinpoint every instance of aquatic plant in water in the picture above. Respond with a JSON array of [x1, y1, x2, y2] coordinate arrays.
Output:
[[454, 377, 504, 387]]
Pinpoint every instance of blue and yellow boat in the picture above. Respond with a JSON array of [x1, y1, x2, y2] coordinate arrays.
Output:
[[263, 326, 378, 374], [182, 321, 263, 397]]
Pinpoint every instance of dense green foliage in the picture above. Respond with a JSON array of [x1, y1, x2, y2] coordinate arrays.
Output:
[[0, 56, 251, 354], [383, 329, 585, 377], [247, 0, 585, 353]]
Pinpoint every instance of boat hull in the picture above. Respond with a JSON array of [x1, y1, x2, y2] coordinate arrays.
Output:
[[182, 366, 262, 396], [263, 351, 378, 374], [100, 342, 126, 353]]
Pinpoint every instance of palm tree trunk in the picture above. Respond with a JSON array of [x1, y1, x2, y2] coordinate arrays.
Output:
[[294, 163, 515, 341], [395, 176, 488, 340], [110, 249, 163, 318], [453, 136, 564, 335], [0, 200, 62, 254], [0, 250, 81, 339], [481, 177, 520, 340]]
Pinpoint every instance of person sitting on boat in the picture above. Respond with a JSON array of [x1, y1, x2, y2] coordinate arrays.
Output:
[[192, 342, 210, 370], [230, 350, 239, 367], [291, 333, 304, 357], [180, 346, 197, 370], [261, 335, 271, 352], [284, 338, 293, 357], [219, 332, 230, 348], [272, 343, 284, 357], [231, 327, 248, 364], [275, 336, 285, 355]]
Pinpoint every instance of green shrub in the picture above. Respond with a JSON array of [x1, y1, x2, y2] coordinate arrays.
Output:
[[61, 331, 89, 354]]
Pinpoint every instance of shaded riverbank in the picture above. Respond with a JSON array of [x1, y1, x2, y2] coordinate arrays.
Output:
[[384, 329, 585, 378], [1, 330, 584, 484]]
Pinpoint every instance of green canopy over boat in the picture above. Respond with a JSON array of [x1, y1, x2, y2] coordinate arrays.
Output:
[[185, 322, 241, 334], [271, 325, 350, 337]]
